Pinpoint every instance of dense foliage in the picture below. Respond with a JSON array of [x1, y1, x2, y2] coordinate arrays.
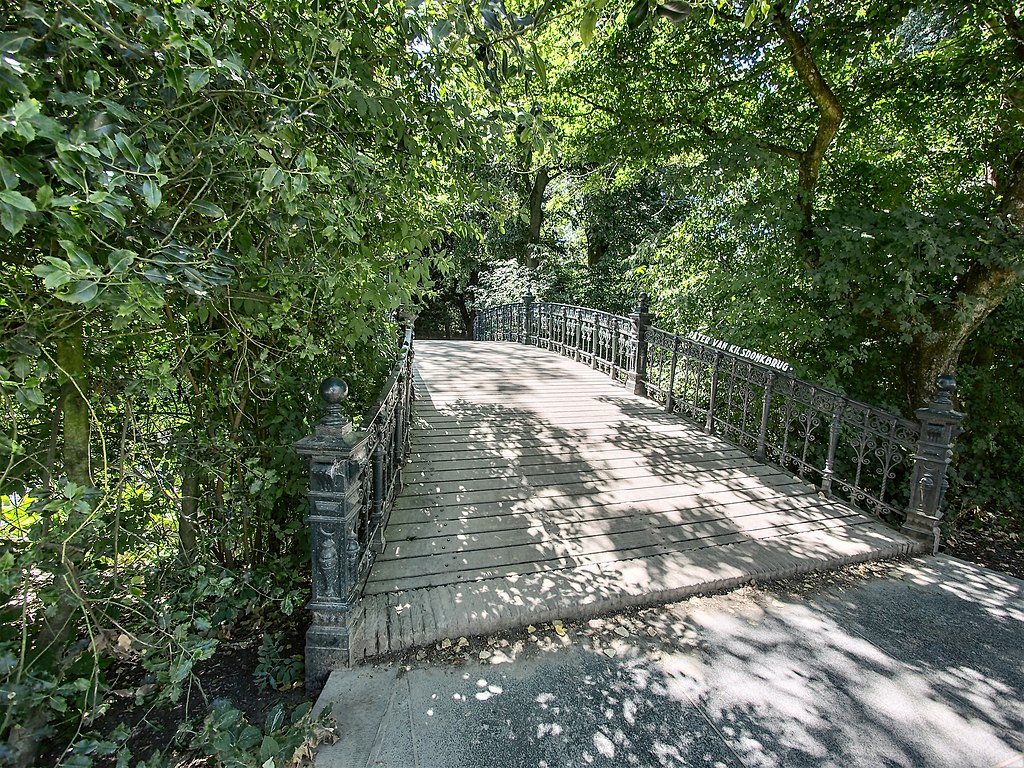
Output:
[[423, 0, 1023, 527], [0, 0, 524, 763], [4, 0, 1023, 764]]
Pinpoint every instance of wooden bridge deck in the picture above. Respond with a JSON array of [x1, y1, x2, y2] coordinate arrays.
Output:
[[352, 341, 922, 659]]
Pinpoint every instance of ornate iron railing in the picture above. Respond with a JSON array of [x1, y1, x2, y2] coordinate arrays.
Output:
[[295, 327, 414, 688], [475, 297, 962, 546]]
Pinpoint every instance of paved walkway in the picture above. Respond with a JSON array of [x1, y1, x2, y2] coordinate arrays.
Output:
[[351, 341, 922, 659], [316, 556, 1024, 768]]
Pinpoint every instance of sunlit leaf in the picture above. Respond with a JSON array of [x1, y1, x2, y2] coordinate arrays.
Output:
[[142, 179, 161, 210]]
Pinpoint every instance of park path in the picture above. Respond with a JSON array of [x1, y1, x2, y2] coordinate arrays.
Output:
[[351, 340, 922, 658]]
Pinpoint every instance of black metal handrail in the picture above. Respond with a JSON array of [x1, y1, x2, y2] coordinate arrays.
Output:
[[296, 327, 414, 687], [474, 298, 962, 547], [355, 326, 415, 575]]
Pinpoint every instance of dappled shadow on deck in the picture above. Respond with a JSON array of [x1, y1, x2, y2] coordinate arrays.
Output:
[[352, 341, 922, 659]]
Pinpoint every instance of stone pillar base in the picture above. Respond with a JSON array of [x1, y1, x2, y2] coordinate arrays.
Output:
[[901, 515, 940, 554], [305, 604, 358, 691]]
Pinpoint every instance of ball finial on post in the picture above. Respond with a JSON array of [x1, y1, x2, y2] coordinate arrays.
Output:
[[316, 377, 352, 437], [934, 374, 956, 407], [320, 377, 349, 405]]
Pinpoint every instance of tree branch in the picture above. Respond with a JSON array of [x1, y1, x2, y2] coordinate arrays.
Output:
[[757, 139, 803, 161], [772, 7, 844, 188]]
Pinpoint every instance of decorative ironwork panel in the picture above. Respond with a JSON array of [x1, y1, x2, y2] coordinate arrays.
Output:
[[646, 324, 919, 522]]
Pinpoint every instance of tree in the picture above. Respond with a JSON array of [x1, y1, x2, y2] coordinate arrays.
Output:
[[542, 0, 1024, 409], [0, 0, 516, 762]]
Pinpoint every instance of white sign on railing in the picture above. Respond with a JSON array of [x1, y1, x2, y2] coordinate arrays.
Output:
[[687, 332, 793, 373]]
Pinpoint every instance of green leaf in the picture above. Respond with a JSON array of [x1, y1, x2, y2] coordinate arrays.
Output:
[[743, 3, 757, 27], [626, 0, 649, 28], [580, 10, 598, 46], [264, 703, 285, 732], [61, 280, 99, 304], [60, 240, 96, 271], [39, 265, 73, 290], [165, 65, 184, 96], [107, 249, 136, 273], [170, 659, 192, 683], [36, 184, 53, 209], [95, 201, 126, 227], [291, 701, 313, 723], [187, 69, 210, 93], [531, 42, 547, 86], [238, 725, 261, 750], [0, 189, 36, 212], [0, 157, 17, 188], [142, 179, 161, 210], [261, 166, 284, 191], [481, 8, 501, 31], [0, 205, 25, 234], [114, 133, 142, 168], [192, 200, 225, 218], [259, 735, 281, 762]]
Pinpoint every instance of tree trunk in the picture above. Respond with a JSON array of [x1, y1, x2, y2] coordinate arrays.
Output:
[[57, 318, 92, 489], [12, 318, 94, 768], [772, 9, 844, 267], [179, 470, 200, 559], [455, 294, 473, 338], [526, 165, 550, 267], [586, 222, 607, 267], [903, 24, 1024, 409]]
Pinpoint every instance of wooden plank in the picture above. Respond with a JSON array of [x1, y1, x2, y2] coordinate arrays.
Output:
[[399, 455, 770, 496], [364, 516, 878, 593], [383, 492, 865, 541], [376, 500, 862, 562], [390, 472, 817, 523], [402, 452, 757, 484], [393, 462, 801, 510], [404, 443, 747, 473], [409, 414, 708, 434]]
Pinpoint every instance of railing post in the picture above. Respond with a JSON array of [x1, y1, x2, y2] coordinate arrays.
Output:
[[573, 308, 582, 361], [523, 292, 534, 346], [902, 375, 964, 553], [820, 405, 843, 495], [371, 442, 385, 545], [756, 371, 777, 459], [705, 350, 722, 434], [665, 335, 680, 412], [625, 293, 651, 396], [295, 377, 370, 690]]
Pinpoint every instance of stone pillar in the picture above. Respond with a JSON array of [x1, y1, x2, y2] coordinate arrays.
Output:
[[902, 375, 964, 553], [625, 293, 651, 396], [295, 377, 370, 690]]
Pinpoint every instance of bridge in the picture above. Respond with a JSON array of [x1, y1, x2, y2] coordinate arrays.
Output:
[[296, 298, 963, 689]]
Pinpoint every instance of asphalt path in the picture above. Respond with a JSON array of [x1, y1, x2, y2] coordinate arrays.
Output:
[[315, 555, 1024, 768]]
